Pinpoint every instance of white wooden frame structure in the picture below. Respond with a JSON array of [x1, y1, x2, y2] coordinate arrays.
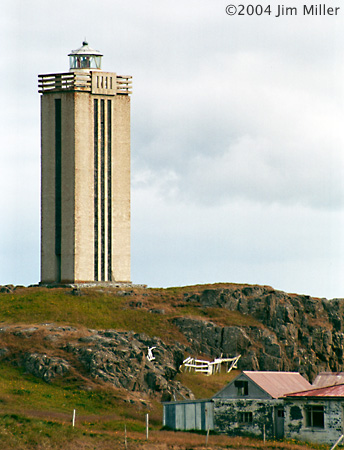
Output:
[[181, 354, 241, 376]]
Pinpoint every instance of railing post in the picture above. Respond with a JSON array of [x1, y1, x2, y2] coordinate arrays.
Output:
[[55, 74, 62, 90]]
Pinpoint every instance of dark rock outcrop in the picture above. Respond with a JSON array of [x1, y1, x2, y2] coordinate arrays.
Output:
[[179, 285, 344, 381], [67, 329, 192, 400], [22, 353, 70, 382], [0, 325, 192, 401]]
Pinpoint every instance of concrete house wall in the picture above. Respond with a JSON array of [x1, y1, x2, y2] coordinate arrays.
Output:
[[213, 373, 271, 400], [212, 373, 280, 438], [212, 373, 284, 438], [214, 398, 284, 439], [284, 398, 344, 445]]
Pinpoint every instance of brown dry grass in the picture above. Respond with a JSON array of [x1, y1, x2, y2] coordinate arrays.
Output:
[[0, 422, 329, 450]]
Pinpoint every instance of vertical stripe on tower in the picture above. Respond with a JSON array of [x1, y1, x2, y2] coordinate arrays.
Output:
[[100, 99, 105, 281], [55, 99, 62, 282], [94, 99, 99, 281], [107, 99, 112, 281]]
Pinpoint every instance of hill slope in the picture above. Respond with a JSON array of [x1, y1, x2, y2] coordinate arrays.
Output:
[[0, 282, 341, 448]]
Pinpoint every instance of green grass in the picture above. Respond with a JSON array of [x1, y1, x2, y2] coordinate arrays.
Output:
[[0, 362, 118, 414], [176, 370, 240, 399], [0, 413, 126, 449], [0, 362, 160, 427], [0, 288, 178, 341], [0, 414, 76, 448], [0, 289, 125, 328], [0, 289, 265, 364], [0, 287, 264, 339]]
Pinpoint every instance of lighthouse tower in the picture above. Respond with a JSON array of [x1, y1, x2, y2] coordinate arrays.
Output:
[[39, 42, 131, 284]]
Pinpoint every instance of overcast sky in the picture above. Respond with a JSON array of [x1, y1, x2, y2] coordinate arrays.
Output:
[[1, 0, 344, 299]]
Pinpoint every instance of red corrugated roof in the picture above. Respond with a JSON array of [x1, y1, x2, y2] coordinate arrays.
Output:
[[243, 371, 312, 399], [313, 372, 344, 388], [286, 383, 344, 397]]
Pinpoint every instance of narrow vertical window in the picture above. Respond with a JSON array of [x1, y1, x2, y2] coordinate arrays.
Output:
[[55, 99, 62, 282], [94, 99, 99, 281], [100, 99, 105, 281], [107, 99, 112, 281], [235, 380, 249, 396]]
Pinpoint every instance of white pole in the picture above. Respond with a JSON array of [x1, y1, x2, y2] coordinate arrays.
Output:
[[263, 423, 266, 443], [206, 428, 210, 447], [205, 406, 209, 447], [146, 413, 149, 440], [124, 424, 128, 450], [330, 434, 344, 450], [72, 409, 76, 428]]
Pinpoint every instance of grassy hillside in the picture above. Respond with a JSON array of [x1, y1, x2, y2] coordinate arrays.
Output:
[[0, 285, 263, 341], [0, 285, 257, 448], [0, 284, 329, 449]]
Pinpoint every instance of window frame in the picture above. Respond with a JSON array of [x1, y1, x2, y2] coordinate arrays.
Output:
[[238, 411, 253, 423], [235, 380, 249, 396], [305, 405, 325, 429]]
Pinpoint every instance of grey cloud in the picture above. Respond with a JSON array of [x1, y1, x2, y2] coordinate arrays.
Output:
[[1, 0, 344, 298]]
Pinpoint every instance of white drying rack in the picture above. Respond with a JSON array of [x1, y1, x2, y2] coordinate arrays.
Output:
[[181, 354, 241, 376]]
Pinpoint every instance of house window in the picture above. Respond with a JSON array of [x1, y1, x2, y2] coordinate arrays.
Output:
[[235, 380, 249, 396], [277, 409, 284, 418], [305, 405, 324, 428], [238, 412, 253, 423]]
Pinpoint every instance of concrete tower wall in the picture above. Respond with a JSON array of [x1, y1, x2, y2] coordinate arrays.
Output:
[[73, 92, 94, 283], [41, 94, 59, 283], [112, 95, 131, 282], [40, 70, 131, 284]]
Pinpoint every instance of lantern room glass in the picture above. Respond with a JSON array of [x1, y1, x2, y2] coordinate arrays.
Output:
[[69, 54, 102, 70]]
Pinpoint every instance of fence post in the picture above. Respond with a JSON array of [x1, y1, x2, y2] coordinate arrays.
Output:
[[72, 409, 76, 428], [124, 424, 128, 450], [146, 413, 149, 440], [205, 406, 210, 447]]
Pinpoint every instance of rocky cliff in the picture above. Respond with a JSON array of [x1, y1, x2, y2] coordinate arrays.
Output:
[[0, 283, 343, 400], [175, 285, 343, 381]]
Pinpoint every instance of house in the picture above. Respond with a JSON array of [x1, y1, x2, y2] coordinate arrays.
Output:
[[312, 372, 344, 388], [284, 384, 344, 445], [212, 371, 311, 439], [162, 370, 344, 445]]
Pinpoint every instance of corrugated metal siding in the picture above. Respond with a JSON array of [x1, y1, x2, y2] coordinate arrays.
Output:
[[163, 400, 214, 431], [163, 403, 176, 429]]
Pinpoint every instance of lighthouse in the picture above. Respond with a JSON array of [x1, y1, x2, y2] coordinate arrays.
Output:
[[39, 42, 131, 284]]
